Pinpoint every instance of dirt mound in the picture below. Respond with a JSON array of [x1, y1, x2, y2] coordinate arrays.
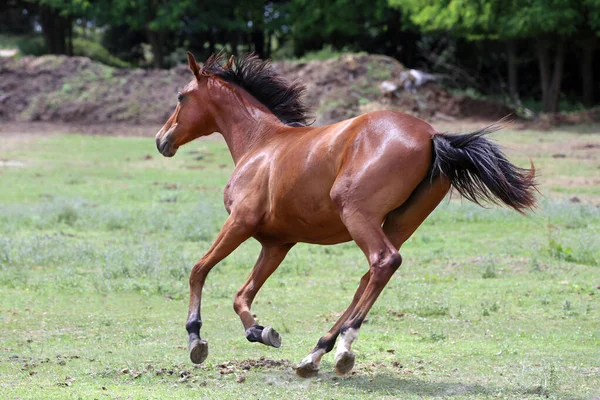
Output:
[[276, 54, 513, 125], [0, 56, 188, 124], [1, 54, 512, 126], [521, 108, 600, 130]]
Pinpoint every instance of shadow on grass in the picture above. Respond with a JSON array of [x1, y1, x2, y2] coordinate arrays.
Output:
[[318, 370, 581, 399], [332, 373, 496, 397]]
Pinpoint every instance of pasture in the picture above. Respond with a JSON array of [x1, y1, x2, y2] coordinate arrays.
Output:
[[1, 125, 599, 399]]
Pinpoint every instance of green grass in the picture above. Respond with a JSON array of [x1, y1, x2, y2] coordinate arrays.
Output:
[[1, 127, 599, 399]]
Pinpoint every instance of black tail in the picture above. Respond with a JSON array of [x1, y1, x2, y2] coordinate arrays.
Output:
[[431, 122, 537, 213]]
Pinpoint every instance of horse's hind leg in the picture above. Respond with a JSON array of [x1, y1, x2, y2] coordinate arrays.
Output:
[[330, 213, 402, 376], [296, 271, 370, 378], [297, 217, 399, 378], [233, 243, 294, 348], [295, 176, 450, 378], [332, 177, 450, 375]]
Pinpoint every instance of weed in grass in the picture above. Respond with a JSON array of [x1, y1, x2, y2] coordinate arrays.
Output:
[[481, 301, 500, 316], [546, 215, 599, 266], [422, 331, 447, 342], [529, 258, 546, 272], [409, 301, 449, 318], [548, 235, 599, 266], [481, 261, 498, 279], [541, 296, 550, 305], [524, 364, 558, 398], [562, 299, 578, 318], [57, 204, 78, 226]]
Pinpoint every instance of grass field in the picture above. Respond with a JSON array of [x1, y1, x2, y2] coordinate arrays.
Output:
[[1, 126, 599, 399]]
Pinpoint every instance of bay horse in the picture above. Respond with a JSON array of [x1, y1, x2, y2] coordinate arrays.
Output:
[[155, 52, 536, 378]]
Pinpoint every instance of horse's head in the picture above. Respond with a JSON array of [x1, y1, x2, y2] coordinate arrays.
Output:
[[155, 52, 222, 157]]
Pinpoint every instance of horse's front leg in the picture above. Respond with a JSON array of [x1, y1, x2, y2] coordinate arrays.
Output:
[[186, 214, 254, 364], [233, 243, 294, 348]]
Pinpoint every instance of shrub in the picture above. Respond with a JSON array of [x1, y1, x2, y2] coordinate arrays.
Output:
[[73, 38, 131, 68], [16, 36, 46, 56], [16, 36, 130, 68]]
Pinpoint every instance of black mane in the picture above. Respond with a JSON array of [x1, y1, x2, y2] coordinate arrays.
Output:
[[202, 53, 312, 126]]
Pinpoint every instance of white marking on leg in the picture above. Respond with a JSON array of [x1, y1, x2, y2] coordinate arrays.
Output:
[[299, 348, 326, 369], [335, 328, 359, 358]]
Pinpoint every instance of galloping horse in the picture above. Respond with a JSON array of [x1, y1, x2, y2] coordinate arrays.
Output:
[[155, 52, 536, 378]]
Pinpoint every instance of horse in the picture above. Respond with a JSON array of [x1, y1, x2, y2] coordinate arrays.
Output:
[[155, 52, 537, 378]]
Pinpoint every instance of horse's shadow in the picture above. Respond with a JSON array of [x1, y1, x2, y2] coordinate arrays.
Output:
[[253, 365, 579, 400], [315, 370, 577, 399], [329, 372, 500, 397]]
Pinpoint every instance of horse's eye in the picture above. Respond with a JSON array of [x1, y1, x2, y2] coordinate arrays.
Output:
[[177, 93, 183, 102]]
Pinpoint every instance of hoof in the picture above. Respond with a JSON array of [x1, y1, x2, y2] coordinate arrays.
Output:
[[261, 326, 281, 348], [295, 360, 319, 378], [189, 339, 208, 364], [334, 351, 355, 376]]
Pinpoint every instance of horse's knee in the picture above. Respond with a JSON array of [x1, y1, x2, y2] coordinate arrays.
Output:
[[370, 251, 402, 283]]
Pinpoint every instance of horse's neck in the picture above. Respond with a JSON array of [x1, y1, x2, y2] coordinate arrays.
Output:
[[210, 80, 281, 165]]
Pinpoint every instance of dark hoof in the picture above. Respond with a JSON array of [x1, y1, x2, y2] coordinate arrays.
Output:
[[295, 361, 319, 378], [261, 326, 281, 348], [189, 339, 208, 364], [334, 351, 355, 376]]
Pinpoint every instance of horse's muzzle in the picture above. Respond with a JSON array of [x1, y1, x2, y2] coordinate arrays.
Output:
[[155, 124, 178, 157]]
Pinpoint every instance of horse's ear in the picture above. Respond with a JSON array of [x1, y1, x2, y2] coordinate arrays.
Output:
[[187, 52, 201, 80], [223, 55, 234, 70]]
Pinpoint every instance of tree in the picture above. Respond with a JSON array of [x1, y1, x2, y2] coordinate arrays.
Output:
[[390, 0, 526, 103], [501, 0, 583, 113], [390, 0, 589, 113], [94, 0, 176, 68], [289, 0, 397, 56], [25, 0, 91, 55], [0, 0, 36, 35], [577, 0, 600, 107]]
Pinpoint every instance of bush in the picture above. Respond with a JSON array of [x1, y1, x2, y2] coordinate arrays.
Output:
[[73, 38, 131, 68], [16, 36, 46, 56], [16, 36, 130, 68], [294, 45, 357, 62]]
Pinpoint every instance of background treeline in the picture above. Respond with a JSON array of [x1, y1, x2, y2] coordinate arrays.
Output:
[[1, 0, 599, 113]]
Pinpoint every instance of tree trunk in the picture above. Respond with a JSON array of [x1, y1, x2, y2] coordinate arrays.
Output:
[[66, 17, 73, 56], [39, 5, 68, 54], [147, 29, 164, 69], [581, 36, 596, 108], [230, 33, 239, 57], [536, 39, 550, 111], [536, 38, 565, 114], [547, 40, 565, 113], [252, 28, 265, 59], [506, 40, 519, 104], [265, 31, 272, 59], [207, 28, 216, 55]]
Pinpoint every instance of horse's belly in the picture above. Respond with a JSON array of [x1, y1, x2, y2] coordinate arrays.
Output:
[[255, 207, 351, 245]]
